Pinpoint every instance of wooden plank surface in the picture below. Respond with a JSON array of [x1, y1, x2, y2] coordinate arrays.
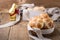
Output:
[[8, 22, 60, 40], [43, 22, 60, 40], [0, 0, 60, 10], [0, 13, 60, 40], [0, 21, 60, 40], [0, 13, 10, 25], [0, 27, 10, 40], [25, 0, 60, 7], [9, 21, 30, 40], [0, 13, 11, 40]]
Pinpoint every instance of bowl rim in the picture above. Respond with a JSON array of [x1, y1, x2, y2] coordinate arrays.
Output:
[[28, 24, 55, 30]]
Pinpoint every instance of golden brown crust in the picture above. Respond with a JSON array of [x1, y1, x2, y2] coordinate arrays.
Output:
[[29, 13, 54, 29], [40, 13, 49, 19], [29, 16, 44, 29], [33, 6, 45, 11]]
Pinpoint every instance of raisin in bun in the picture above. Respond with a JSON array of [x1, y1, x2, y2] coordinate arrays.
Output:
[[29, 16, 44, 29]]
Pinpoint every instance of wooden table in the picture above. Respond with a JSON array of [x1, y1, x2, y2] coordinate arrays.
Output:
[[0, 13, 60, 40]]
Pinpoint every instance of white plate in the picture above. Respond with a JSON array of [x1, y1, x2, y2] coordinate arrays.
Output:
[[0, 14, 20, 28]]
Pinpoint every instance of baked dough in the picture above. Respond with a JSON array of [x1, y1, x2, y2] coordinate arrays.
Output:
[[29, 13, 54, 29], [33, 6, 45, 11], [29, 16, 44, 29]]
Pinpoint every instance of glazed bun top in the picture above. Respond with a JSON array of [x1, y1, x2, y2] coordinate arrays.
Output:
[[29, 13, 54, 29]]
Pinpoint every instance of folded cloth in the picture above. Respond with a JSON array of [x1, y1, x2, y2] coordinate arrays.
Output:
[[45, 7, 60, 21], [22, 8, 44, 21], [51, 14, 60, 21], [22, 9, 29, 21], [22, 7, 60, 21], [45, 7, 60, 15]]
